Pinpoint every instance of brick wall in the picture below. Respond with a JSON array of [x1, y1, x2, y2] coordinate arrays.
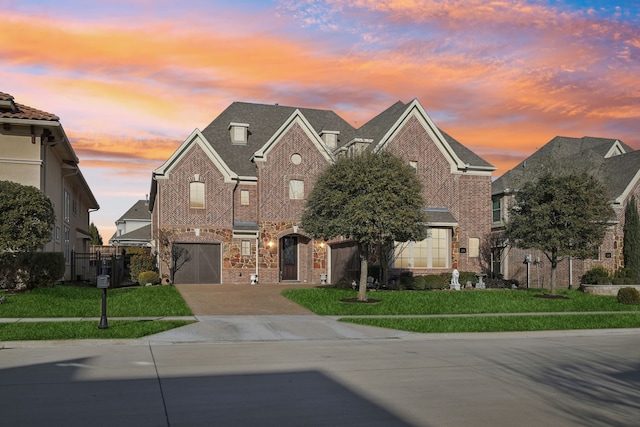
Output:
[[384, 115, 491, 274]]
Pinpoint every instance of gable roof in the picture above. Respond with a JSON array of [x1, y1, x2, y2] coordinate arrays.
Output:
[[150, 99, 495, 208], [367, 99, 495, 172], [492, 136, 639, 202], [109, 224, 152, 246], [200, 102, 357, 177], [116, 200, 151, 222]]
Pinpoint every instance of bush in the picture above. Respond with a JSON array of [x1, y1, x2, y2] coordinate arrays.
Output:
[[127, 248, 155, 284], [614, 267, 640, 281], [397, 271, 414, 290], [138, 270, 160, 285], [486, 277, 520, 289], [582, 266, 610, 285], [617, 287, 640, 305], [22, 252, 65, 289], [412, 274, 448, 290], [459, 271, 477, 287], [0, 252, 64, 290]]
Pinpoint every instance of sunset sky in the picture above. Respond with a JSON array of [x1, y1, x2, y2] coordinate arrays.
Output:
[[2, 0, 639, 241]]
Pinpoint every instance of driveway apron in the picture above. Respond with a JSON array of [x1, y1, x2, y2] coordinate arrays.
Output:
[[173, 283, 316, 315]]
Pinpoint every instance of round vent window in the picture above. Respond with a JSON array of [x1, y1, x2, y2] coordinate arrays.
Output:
[[291, 153, 302, 165]]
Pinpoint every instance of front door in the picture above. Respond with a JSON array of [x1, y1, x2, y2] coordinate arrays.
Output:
[[280, 236, 298, 281]]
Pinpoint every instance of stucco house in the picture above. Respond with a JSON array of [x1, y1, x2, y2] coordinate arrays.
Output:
[[149, 99, 495, 284], [109, 198, 152, 248], [0, 91, 99, 280], [491, 136, 640, 288]]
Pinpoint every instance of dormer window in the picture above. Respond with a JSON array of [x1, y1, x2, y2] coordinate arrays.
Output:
[[229, 122, 250, 144], [320, 130, 339, 149]]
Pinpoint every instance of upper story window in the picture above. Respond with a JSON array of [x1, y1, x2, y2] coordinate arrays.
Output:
[[492, 197, 501, 222], [409, 161, 418, 173], [289, 179, 304, 200], [240, 190, 249, 205], [229, 122, 250, 144], [190, 181, 205, 209], [320, 131, 339, 150]]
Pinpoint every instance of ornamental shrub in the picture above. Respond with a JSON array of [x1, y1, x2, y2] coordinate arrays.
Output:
[[138, 271, 160, 285], [582, 266, 610, 285], [413, 274, 448, 290], [22, 252, 65, 289], [0, 252, 64, 290], [127, 247, 155, 284], [617, 287, 640, 305]]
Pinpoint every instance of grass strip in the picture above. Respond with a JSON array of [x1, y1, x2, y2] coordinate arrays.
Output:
[[341, 313, 640, 333], [0, 320, 194, 341], [282, 288, 640, 315], [0, 285, 193, 317]]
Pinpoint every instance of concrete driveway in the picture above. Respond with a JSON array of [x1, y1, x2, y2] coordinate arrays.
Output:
[[149, 283, 419, 342]]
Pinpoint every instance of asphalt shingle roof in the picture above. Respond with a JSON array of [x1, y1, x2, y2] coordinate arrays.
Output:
[[199, 100, 494, 177], [200, 102, 357, 177], [492, 136, 639, 199], [116, 200, 151, 222], [109, 224, 151, 243]]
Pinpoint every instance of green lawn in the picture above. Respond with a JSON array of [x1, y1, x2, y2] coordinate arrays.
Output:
[[0, 284, 193, 317], [282, 287, 640, 333], [0, 284, 193, 341], [282, 288, 640, 315], [341, 314, 640, 333], [0, 320, 194, 341]]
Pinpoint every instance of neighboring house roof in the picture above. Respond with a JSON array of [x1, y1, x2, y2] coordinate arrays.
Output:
[[492, 136, 639, 203], [0, 91, 99, 210], [116, 199, 151, 222], [109, 224, 152, 246], [0, 91, 60, 121]]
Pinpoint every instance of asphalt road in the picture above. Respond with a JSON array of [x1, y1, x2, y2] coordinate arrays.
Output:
[[1, 328, 639, 426]]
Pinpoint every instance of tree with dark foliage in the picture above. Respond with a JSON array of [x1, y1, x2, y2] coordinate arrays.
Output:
[[505, 171, 613, 295], [302, 152, 427, 301]]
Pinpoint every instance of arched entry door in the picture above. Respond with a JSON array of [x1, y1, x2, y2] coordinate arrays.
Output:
[[280, 236, 298, 281]]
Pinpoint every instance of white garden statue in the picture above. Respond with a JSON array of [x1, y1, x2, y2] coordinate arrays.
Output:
[[451, 265, 460, 291]]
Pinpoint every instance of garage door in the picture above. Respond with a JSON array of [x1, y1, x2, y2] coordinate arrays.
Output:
[[330, 241, 360, 284], [173, 243, 221, 284]]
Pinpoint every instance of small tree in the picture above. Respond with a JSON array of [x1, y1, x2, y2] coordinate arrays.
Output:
[[302, 152, 427, 301], [0, 180, 55, 252], [89, 222, 103, 245], [505, 170, 614, 295], [158, 229, 192, 283], [623, 196, 640, 277]]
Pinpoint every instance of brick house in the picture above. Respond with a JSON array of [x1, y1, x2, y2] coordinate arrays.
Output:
[[491, 136, 640, 288], [149, 99, 495, 284], [0, 91, 99, 281]]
